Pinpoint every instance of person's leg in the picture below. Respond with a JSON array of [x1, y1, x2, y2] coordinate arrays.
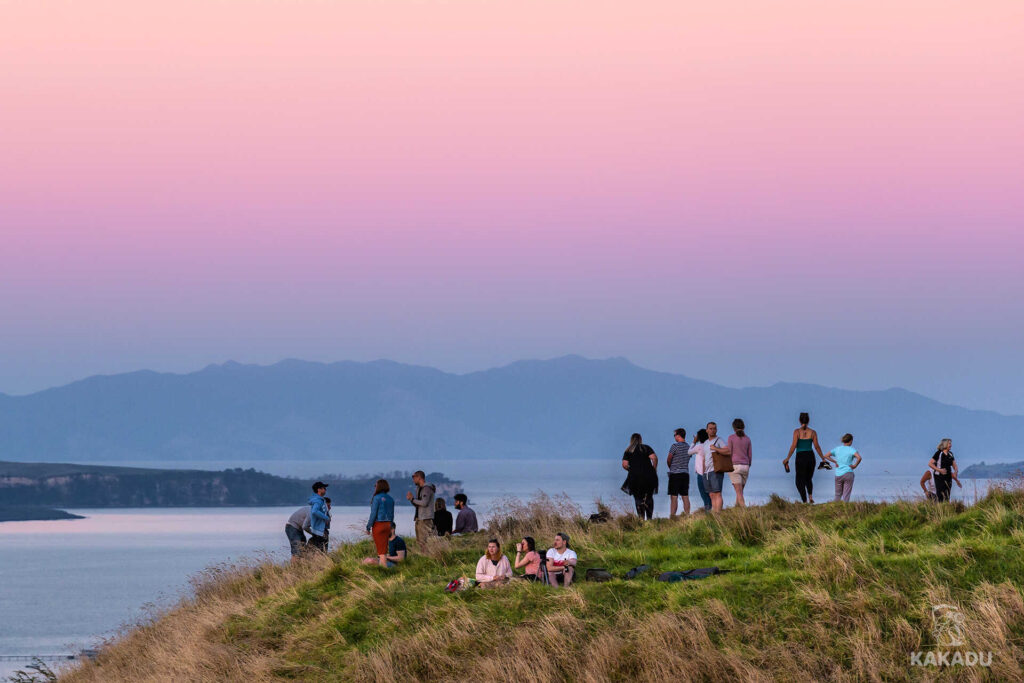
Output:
[[633, 494, 646, 517], [645, 492, 655, 519], [834, 475, 843, 502], [670, 494, 679, 518], [935, 476, 951, 502], [843, 473, 854, 502], [795, 458, 808, 503], [729, 466, 747, 508], [697, 474, 711, 510], [796, 453, 813, 503], [563, 567, 575, 587]]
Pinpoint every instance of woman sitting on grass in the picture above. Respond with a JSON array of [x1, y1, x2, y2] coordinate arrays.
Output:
[[513, 536, 542, 581], [475, 539, 512, 585]]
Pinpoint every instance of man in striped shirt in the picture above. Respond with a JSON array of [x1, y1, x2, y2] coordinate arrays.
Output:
[[666, 428, 691, 518]]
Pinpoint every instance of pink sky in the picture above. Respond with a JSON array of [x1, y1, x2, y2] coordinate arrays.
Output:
[[1, 1, 1023, 411]]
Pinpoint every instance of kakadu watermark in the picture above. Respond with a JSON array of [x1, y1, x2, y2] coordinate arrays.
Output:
[[909, 604, 993, 668]]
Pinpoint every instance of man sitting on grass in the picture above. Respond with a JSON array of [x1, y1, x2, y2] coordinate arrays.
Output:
[[363, 522, 407, 568], [546, 532, 577, 587]]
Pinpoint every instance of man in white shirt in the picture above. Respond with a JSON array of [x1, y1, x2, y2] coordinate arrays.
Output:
[[546, 532, 578, 587]]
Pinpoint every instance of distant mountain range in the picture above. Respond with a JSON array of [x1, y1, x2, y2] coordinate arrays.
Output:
[[0, 356, 1018, 466]]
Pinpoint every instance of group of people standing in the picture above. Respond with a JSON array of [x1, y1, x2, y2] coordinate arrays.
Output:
[[283, 472, 480, 563], [621, 419, 755, 519], [361, 472, 477, 566], [621, 411, 959, 518]]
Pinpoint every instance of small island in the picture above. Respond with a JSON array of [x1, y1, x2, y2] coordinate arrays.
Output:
[[0, 461, 462, 510], [959, 461, 1024, 479], [0, 505, 85, 522]]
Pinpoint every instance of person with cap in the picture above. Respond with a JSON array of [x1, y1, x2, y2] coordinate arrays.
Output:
[[307, 481, 331, 552]]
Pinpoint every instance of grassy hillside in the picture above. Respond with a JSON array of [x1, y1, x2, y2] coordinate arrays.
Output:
[[61, 490, 1024, 682]]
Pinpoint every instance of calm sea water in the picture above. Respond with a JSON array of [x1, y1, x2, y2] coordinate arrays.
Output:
[[0, 456, 995, 676]]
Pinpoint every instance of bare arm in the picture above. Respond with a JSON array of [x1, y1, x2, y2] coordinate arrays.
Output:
[[622, 458, 630, 471], [929, 456, 944, 474], [648, 452, 658, 470], [852, 452, 862, 469], [387, 549, 406, 563], [513, 551, 529, 569], [785, 431, 798, 460], [812, 431, 826, 459], [920, 471, 930, 491]]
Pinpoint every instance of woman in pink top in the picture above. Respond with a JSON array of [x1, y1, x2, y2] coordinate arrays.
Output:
[[724, 418, 752, 508], [513, 536, 542, 581], [476, 539, 513, 585]]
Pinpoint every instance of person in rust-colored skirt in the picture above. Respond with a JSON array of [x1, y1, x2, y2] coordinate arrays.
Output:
[[364, 479, 395, 567]]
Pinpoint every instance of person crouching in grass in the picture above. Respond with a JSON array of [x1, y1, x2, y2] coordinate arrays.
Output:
[[475, 539, 512, 586]]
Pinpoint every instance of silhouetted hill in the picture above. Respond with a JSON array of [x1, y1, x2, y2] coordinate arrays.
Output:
[[0, 356, 1018, 465]]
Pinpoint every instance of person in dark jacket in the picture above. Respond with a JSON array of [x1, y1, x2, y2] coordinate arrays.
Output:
[[453, 494, 479, 534], [622, 433, 658, 520], [434, 498, 453, 536]]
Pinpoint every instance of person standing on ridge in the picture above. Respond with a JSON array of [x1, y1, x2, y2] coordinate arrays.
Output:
[[621, 433, 658, 520], [666, 428, 691, 518], [366, 479, 395, 566], [307, 481, 331, 552], [825, 434, 861, 502], [783, 413, 827, 503], [721, 418, 752, 508], [407, 470, 436, 548], [929, 438, 961, 502]]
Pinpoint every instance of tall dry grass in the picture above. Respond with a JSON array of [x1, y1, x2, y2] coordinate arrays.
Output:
[[57, 485, 1024, 683], [60, 553, 335, 683]]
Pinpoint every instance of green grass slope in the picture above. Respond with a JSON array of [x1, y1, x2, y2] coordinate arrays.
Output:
[[63, 490, 1024, 682]]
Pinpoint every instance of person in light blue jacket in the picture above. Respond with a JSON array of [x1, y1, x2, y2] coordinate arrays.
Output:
[[365, 479, 396, 567], [307, 481, 331, 551]]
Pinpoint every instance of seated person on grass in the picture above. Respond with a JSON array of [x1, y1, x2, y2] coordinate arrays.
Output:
[[363, 522, 407, 568], [513, 536, 542, 582], [475, 538, 512, 585], [546, 532, 577, 587]]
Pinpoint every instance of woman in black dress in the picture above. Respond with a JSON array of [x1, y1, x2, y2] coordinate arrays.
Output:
[[622, 433, 658, 520], [929, 438, 961, 502]]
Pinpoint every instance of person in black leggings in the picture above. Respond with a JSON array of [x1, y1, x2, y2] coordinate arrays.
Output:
[[783, 412, 827, 503], [622, 433, 659, 519], [929, 438, 961, 502]]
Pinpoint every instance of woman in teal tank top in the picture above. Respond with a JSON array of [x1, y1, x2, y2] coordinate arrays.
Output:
[[783, 412, 826, 503]]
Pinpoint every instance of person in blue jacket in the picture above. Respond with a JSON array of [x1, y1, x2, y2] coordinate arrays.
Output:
[[307, 481, 331, 552]]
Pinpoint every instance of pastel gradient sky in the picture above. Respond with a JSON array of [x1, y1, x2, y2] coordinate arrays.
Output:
[[2, 1, 1023, 412]]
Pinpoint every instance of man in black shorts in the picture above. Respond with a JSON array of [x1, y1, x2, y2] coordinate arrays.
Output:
[[666, 428, 690, 517]]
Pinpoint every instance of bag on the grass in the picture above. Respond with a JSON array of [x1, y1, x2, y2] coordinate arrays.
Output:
[[624, 564, 650, 580], [657, 567, 730, 582], [585, 568, 613, 582]]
